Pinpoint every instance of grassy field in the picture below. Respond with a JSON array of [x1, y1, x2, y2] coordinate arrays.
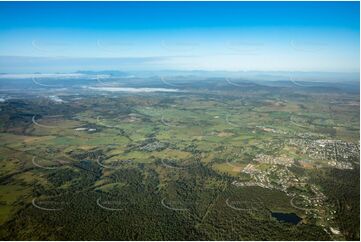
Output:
[[0, 82, 358, 240]]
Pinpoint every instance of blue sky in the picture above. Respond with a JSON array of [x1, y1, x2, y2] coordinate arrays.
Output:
[[0, 1, 359, 73]]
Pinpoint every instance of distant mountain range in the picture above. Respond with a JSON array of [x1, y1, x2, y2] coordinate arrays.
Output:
[[0, 70, 359, 83]]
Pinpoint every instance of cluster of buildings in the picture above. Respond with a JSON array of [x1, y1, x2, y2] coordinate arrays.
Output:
[[233, 161, 302, 193], [288, 139, 359, 170], [139, 141, 166, 151], [230, 146, 343, 232], [253, 154, 294, 167]]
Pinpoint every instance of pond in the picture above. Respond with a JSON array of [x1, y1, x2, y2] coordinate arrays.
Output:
[[271, 212, 302, 225]]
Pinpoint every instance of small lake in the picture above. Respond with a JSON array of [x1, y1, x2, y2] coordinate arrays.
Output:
[[271, 212, 302, 225]]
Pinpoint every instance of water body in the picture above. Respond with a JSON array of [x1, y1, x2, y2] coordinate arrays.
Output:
[[87, 86, 180, 93], [271, 212, 302, 225]]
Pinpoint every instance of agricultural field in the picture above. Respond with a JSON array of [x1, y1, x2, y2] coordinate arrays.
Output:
[[0, 77, 359, 240]]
